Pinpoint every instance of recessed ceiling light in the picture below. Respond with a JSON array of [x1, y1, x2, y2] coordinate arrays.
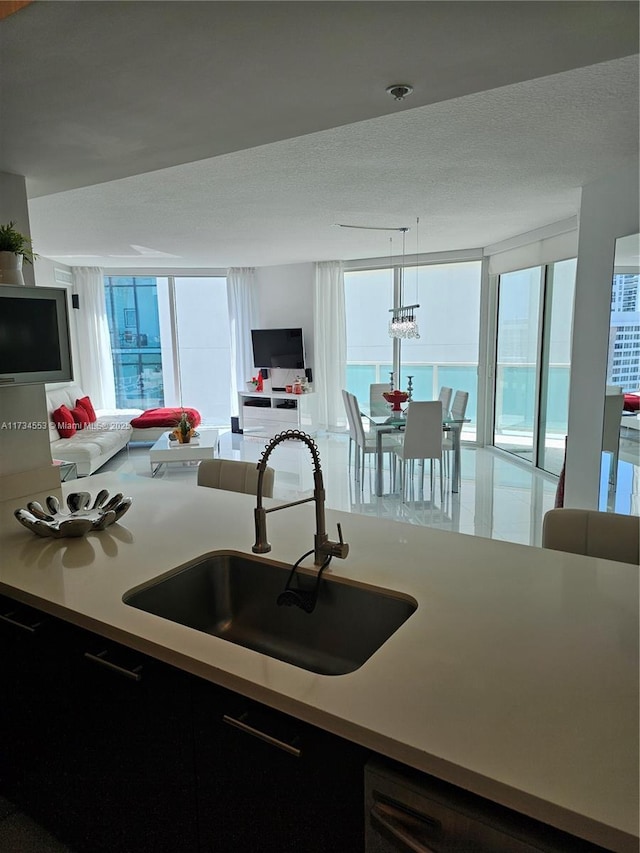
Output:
[[386, 84, 413, 102]]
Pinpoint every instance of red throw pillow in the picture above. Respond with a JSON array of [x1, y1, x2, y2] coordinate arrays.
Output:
[[70, 405, 90, 430], [52, 405, 76, 439], [76, 395, 97, 422]]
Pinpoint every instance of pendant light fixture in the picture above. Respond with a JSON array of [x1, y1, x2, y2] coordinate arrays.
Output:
[[389, 218, 420, 340], [335, 220, 421, 339]]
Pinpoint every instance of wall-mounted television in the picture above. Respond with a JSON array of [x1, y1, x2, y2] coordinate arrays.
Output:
[[251, 327, 305, 370], [0, 285, 74, 386]]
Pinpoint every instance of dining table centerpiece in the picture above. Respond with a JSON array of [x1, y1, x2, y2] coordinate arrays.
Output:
[[382, 389, 409, 412]]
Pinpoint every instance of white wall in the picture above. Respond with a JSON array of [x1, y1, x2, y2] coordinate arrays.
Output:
[[34, 255, 66, 287], [0, 172, 61, 499], [255, 262, 315, 375], [565, 162, 640, 509]]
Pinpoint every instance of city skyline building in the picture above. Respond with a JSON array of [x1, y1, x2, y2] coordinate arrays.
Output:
[[608, 272, 640, 391]]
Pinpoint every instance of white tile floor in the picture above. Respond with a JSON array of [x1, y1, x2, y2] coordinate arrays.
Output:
[[97, 428, 565, 548]]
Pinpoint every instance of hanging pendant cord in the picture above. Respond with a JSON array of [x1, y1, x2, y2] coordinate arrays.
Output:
[[389, 236, 393, 307], [400, 227, 407, 305], [415, 216, 420, 304]]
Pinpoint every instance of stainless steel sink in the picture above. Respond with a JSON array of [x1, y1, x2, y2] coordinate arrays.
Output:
[[123, 551, 417, 676]]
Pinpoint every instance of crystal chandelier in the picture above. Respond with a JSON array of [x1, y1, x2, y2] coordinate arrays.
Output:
[[389, 304, 420, 339], [388, 222, 420, 339]]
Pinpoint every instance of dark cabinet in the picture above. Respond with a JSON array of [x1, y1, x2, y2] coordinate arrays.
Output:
[[61, 633, 198, 853], [0, 595, 367, 853], [193, 678, 368, 853], [0, 596, 79, 829], [0, 597, 197, 853]]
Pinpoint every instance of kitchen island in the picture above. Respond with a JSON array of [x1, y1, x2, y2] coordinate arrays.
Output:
[[0, 472, 638, 852]]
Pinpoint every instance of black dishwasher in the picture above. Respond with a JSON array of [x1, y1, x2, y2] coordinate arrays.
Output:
[[365, 758, 612, 853]]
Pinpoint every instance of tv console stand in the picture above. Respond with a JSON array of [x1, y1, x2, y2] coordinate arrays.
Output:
[[238, 389, 317, 436]]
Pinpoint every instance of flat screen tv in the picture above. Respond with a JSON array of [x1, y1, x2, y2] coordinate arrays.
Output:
[[251, 327, 305, 370], [0, 285, 74, 386]]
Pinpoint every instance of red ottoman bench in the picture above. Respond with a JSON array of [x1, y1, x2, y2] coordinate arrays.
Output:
[[129, 407, 202, 443]]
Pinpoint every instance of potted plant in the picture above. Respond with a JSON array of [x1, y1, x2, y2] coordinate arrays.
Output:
[[170, 411, 195, 444], [0, 221, 36, 286]]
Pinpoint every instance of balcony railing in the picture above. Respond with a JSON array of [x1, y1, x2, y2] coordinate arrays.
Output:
[[347, 361, 572, 446]]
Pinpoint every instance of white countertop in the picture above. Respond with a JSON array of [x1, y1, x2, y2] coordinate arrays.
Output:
[[1, 472, 638, 852]]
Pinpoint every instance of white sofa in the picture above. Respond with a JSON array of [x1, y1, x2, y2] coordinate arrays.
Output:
[[46, 384, 135, 477]]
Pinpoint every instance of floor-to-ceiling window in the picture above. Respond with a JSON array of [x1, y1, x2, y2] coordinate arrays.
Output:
[[105, 276, 164, 409], [400, 261, 481, 439], [344, 259, 481, 439], [105, 274, 231, 425], [344, 267, 395, 403], [173, 276, 230, 426], [493, 258, 576, 475], [607, 271, 640, 392], [538, 259, 576, 474], [494, 266, 543, 462], [602, 233, 640, 513]]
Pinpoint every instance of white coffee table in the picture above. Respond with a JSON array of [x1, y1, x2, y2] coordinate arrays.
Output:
[[149, 429, 219, 477]]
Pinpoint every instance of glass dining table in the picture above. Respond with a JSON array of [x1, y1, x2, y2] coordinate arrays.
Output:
[[361, 407, 468, 497]]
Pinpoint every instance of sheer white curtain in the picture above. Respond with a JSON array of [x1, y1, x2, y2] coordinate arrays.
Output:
[[227, 268, 258, 416], [72, 267, 116, 409], [314, 261, 347, 430]]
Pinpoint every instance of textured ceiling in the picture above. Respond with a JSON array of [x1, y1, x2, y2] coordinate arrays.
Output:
[[1, 1, 638, 268]]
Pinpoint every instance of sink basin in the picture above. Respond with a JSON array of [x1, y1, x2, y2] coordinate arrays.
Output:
[[123, 551, 417, 676]]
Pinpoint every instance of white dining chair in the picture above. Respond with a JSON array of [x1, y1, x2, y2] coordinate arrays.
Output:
[[345, 390, 399, 487], [392, 400, 444, 503], [369, 382, 391, 416], [438, 386, 453, 414], [342, 388, 359, 472], [442, 390, 468, 479]]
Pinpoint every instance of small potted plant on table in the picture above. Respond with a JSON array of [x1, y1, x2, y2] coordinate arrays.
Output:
[[171, 412, 195, 444]]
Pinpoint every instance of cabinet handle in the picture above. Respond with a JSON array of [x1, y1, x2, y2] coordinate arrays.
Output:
[[0, 610, 44, 633], [84, 650, 143, 682], [370, 798, 439, 853], [223, 712, 301, 758]]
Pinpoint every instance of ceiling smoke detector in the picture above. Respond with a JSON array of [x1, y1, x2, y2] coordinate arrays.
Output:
[[386, 84, 413, 102]]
